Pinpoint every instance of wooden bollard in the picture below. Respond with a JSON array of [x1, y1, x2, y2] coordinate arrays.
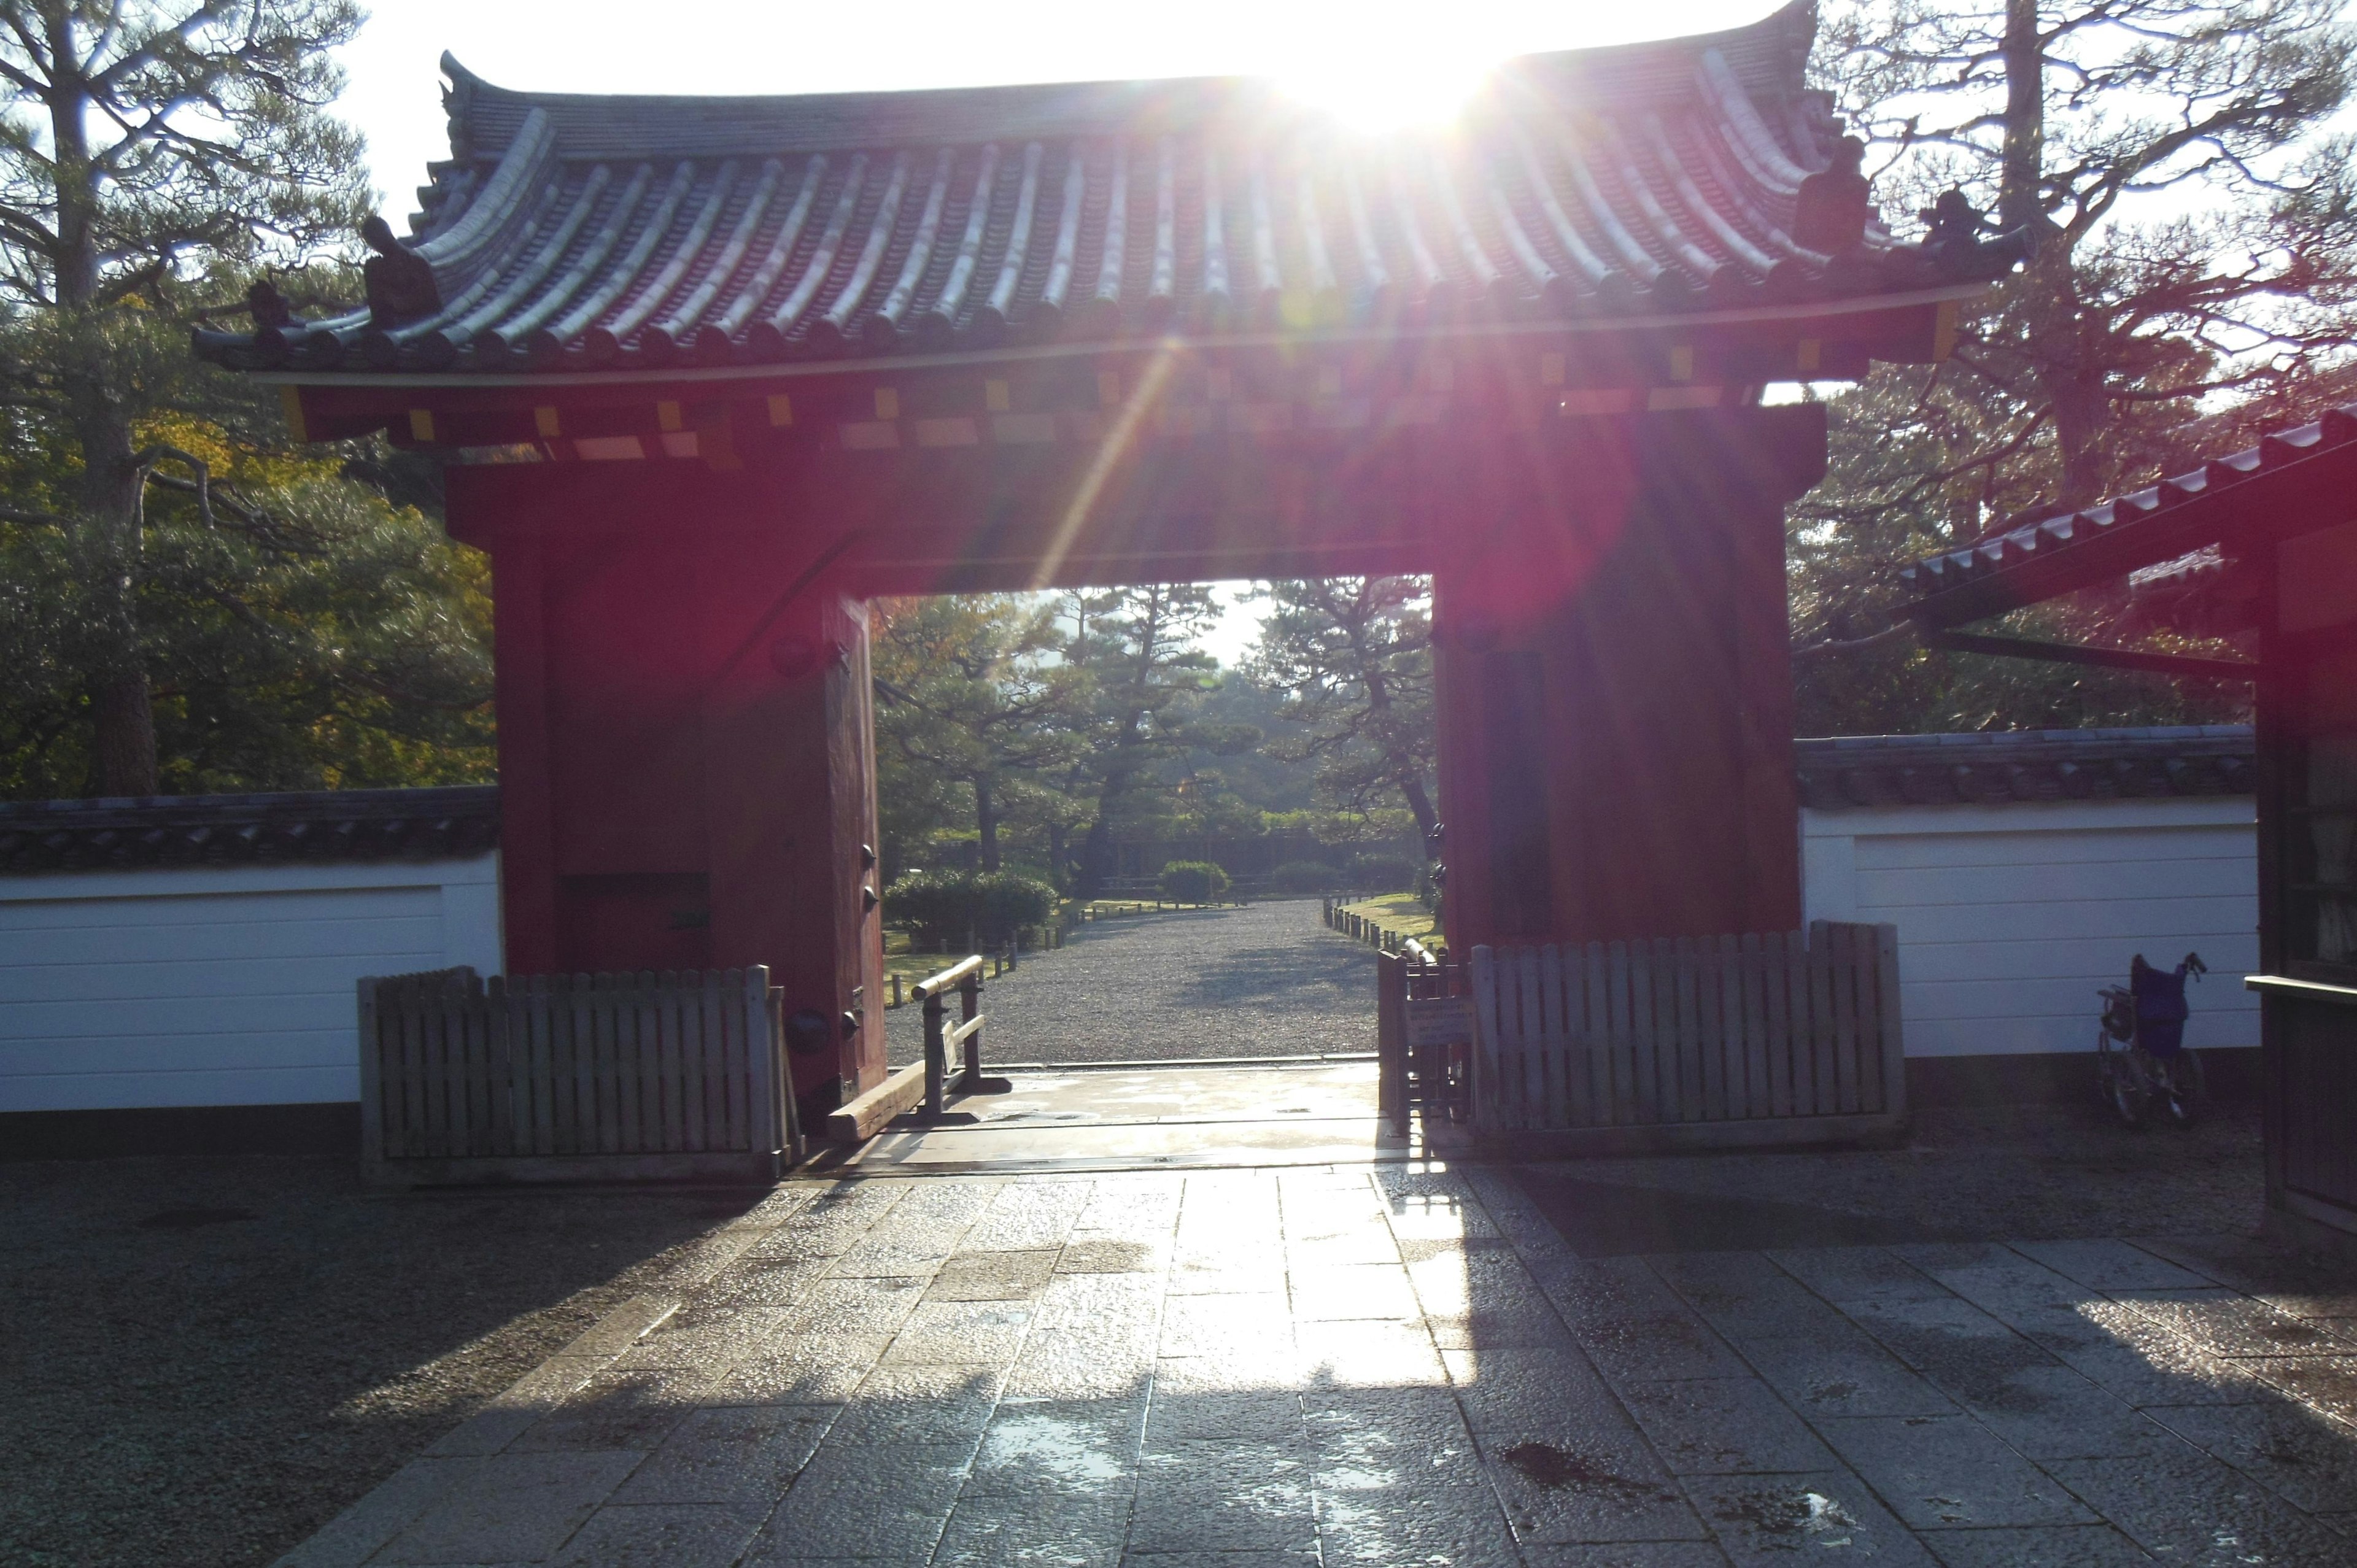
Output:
[[892, 973, 903, 1007]]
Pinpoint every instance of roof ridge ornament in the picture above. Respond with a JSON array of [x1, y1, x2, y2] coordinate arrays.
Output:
[[361, 215, 441, 328], [1918, 189, 2037, 282]]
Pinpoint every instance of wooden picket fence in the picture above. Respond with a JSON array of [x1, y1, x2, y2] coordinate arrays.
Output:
[[357, 965, 799, 1188], [1470, 921, 1905, 1151]]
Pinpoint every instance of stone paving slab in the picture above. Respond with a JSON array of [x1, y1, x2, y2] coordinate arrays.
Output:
[[281, 1164, 2357, 1567]]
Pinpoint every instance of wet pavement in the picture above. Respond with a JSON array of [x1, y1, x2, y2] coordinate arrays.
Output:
[[817, 1061, 1398, 1175], [279, 1162, 2357, 1567]]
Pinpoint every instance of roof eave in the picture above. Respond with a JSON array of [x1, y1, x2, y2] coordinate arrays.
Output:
[[1903, 409, 2357, 629], [244, 281, 1987, 392]]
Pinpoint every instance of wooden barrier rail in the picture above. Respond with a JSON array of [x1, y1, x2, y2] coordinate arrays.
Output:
[[916, 955, 986, 1116], [1470, 921, 1905, 1151], [826, 953, 990, 1141], [357, 965, 796, 1188]]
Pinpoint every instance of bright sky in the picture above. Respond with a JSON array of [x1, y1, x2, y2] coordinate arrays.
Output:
[[331, 2, 1774, 668]]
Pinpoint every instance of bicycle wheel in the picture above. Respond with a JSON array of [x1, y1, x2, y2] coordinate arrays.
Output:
[[2098, 1038, 2146, 1129], [2156, 1048, 2205, 1130]]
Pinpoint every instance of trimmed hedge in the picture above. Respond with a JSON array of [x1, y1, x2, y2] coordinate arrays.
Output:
[[1157, 860, 1232, 903], [1269, 859, 1341, 895], [1345, 853, 1422, 892], [884, 869, 1059, 948]]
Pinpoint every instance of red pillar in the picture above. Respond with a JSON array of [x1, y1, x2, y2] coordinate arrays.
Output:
[[462, 465, 883, 1114], [1438, 406, 1819, 951]]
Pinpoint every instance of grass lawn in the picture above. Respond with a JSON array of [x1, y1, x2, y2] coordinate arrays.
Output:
[[1337, 892, 1444, 949]]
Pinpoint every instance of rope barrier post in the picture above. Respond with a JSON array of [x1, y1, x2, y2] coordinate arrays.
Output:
[[922, 986, 946, 1117], [960, 967, 983, 1090]]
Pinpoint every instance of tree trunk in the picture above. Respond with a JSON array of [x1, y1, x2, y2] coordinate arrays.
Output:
[[1998, 0, 2046, 234], [92, 674, 158, 797], [69, 395, 159, 797], [1999, 0, 2111, 509], [52, 33, 159, 797], [1399, 773, 1439, 849], [1349, 595, 1438, 846], [974, 775, 1000, 871], [2046, 361, 2115, 509]]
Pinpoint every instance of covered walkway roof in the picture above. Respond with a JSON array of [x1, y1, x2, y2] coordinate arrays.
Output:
[[1900, 404, 2357, 630]]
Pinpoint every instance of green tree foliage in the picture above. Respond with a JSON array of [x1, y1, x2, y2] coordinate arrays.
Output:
[[1245, 577, 1437, 844], [0, 2, 492, 799], [870, 595, 1090, 873], [1794, 0, 2357, 734]]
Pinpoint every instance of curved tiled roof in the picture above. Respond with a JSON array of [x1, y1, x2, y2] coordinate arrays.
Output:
[[1901, 403, 2357, 625], [195, 2, 1980, 378], [1794, 727, 2253, 810], [0, 787, 499, 873]]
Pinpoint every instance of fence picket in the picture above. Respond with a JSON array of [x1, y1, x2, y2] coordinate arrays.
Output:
[[1511, 947, 1541, 1129], [1624, 941, 1654, 1124], [517, 975, 546, 1154], [723, 968, 751, 1146], [1848, 929, 1880, 1114], [1668, 933, 1706, 1118], [421, 975, 447, 1157], [1829, 925, 1860, 1115], [1725, 933, 1744, 1118], [1537, 944, 1568, 1127], [1737, 934, 1767, 1119], [624, 970, 652, 1151], [1612, 943, 1631, 1127], [1471, 946, 1501, 1134], [745, 968, 778, 1154], [1875, 924, 1905, 1117], [484, 975, 509, 1156], [654, 969, 684, 1152], [465, 971, 493, 1156]]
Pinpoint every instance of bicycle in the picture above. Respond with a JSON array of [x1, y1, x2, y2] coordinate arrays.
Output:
[[2096, 952, 2208, 1130]]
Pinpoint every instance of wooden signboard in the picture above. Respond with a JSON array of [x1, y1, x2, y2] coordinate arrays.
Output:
[[1405, 995, 1477, 1049]]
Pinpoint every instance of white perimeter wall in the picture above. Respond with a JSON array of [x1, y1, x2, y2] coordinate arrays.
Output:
[[1803, 798, 2258, 1059], [0, 856, 500, 1112], [1, 798, 2264, 1111]]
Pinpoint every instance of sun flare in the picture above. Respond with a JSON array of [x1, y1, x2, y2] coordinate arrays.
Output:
[[1275, 44, 1498, 133]]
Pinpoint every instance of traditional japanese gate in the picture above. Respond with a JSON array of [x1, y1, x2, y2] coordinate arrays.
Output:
[[200, 1, 2007, 1129]]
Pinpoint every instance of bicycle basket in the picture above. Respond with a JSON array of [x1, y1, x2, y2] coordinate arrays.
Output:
[[2129, 953, 2204, 1057]]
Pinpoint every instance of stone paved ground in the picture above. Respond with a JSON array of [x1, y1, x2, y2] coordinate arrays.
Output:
[[886, 902, 1374, 1065], [284, 1165, 2357, 1567]]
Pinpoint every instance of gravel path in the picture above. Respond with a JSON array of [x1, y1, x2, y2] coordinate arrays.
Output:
[[0, 1159, 750, 1568], [886, 899, 1376, 1065]]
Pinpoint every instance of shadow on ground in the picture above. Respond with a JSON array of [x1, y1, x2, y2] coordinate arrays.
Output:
[[0, 1157, 758, 1568]]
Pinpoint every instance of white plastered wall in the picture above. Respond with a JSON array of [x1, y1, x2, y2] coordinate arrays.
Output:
[[0, 855, 500, 1111], [1802, 798, 2258, 1059]]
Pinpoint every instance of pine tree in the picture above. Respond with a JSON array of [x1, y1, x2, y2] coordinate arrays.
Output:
[[1, 2, 371, 793], [1794, 0, 2357, 733], [1244, 577, 1437, 846]]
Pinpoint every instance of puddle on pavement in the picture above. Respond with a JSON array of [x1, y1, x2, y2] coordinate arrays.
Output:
[[1498, 1442, 1680, 1502], [1714, 1486, 1862, 1543], [981, 1405, 1130, 1486]]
